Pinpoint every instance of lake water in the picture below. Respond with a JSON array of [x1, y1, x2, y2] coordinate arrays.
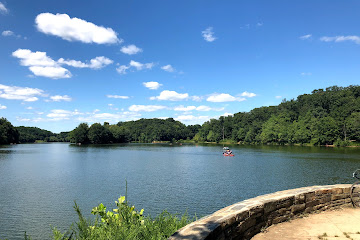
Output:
[[0, 143, 360, 239]]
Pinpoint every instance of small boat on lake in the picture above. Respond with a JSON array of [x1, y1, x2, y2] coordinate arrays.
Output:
[[223, 147, 234, 157]]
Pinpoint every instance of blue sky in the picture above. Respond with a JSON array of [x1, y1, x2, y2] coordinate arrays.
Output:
[[0, 0, 360, 133]]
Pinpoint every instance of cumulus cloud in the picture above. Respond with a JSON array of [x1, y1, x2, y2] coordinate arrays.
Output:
[[29, 66, 72, 79], [129, 60, 154, 70], [174, 105, 197, 111], [150, 90, 189, 101], [0, 84, 45, 102], [129, 105, 167, 112], [0, 2, 8, 14], [47, 109, 82, 120], [161, 64, 175, 72], [49, 95, 72, 102], [35, 13, 121, 44], [202, 27, 216, 42], [2, 30, 14, 36], [320, 35, 360, 45], [58, 56, 113, 69], [120, 45, 143, 55], [106, 95, 129, 99], [143, 81, 162, 90], [12, 49, 112, 78], [173, 105, 221, 112], [300, 34, 312, 40], [116, 65, 130, 74], [116, 60, 154, 75], [207, 93, 246, 102], [0, 104, 7, 110], [240, 91, 256, 98]]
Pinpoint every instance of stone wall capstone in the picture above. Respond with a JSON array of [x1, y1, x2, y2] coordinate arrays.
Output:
[[168, 184, 353, 240]]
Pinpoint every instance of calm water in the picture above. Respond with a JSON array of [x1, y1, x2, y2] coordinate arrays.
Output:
[[0, 143, 360, 239]]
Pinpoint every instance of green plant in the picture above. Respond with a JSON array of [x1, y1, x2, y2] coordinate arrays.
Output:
[[51, 195, 192, 240]]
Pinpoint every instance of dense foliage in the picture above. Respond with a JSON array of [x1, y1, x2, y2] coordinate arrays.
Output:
[[16, 126, 70, 143], [196, 85, 360, 145], [0, 118, 19, 144], [70, 118, 200, 144]]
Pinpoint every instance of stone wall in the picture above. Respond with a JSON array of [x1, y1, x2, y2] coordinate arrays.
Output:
[[168, 184, 353, 240]]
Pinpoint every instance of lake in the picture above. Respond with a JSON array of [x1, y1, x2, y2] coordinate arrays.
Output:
[[0, 143, 359, 239]]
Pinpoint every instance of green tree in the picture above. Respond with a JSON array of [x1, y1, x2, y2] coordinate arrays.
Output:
[[0, 118, 19, 144], [88, 123, 112, 144], [69, 123, 89, 144]]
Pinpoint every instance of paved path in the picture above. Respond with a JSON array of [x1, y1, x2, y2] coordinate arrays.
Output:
[[252, 208, 360, 240]]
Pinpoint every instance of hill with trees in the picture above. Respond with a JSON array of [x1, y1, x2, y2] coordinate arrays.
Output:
[[15, 126, 69, 143], [195, 85, 360, 146], [69, 118, 200, 144]]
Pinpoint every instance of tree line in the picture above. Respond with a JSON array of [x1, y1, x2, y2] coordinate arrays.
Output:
[[69, 118, 200, 144], [195, 85, 360, 146], [1, 85, 360, 146]]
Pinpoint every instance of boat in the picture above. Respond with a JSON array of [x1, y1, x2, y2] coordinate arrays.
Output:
[[223, 147, 234, 156]]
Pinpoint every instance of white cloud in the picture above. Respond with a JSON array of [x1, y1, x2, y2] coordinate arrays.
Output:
[[58, 56, 113, 69], [300, 34, 312, 40], [13, 49, 57, 67], [49, 95, 72, 102], [116, 65, 130, 74], [77, 111, 140, 123], [196, 105, 212, 111], [320, 35, 360, 45], [143, 81, 162, 90], [0, 2, 8, 14], [0, 104, 7, 110], [161, 64, 175, 72], [207, 93, 246, 102], [202, 27, 216, 42], [150, 90, 189, 101], [46, 109, 82, 120], [128, 105, 167, 112], [275, 96, 282, 99], [222, 112, 234, 117], [240, 91, 256, 98], [13, 49, 112, 78], [174, 105, 197, 111], [2, 30, 13, 36], [173, 105, 220, 112], [35, 13, 121, 44], [117, 60, 154, 75], [0, 84, 45, 102], [120, 45, 143, 55], [129, 60, 154, 70], [29, 66, 72, 79], [191, 96, 203, 102], [257, 22, 263, 27], [26, 106, 33, 110], [106, 95, 129, 99]]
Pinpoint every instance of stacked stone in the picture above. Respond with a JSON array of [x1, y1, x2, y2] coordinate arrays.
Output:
[[169, 184, 353, 240]]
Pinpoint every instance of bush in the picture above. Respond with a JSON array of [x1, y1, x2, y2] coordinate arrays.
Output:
[[51, 196, 193, 240]]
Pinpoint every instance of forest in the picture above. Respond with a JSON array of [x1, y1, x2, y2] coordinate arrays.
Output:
[[1, 85, 360, 146]]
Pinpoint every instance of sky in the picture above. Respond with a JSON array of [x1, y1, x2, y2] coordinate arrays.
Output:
[[0, 0, 360, 133]]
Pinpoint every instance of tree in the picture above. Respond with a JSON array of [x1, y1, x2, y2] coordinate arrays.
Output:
[[88, 123, 112, 144], [0, 118, 19, 144], [69, 123, 89, 144]]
